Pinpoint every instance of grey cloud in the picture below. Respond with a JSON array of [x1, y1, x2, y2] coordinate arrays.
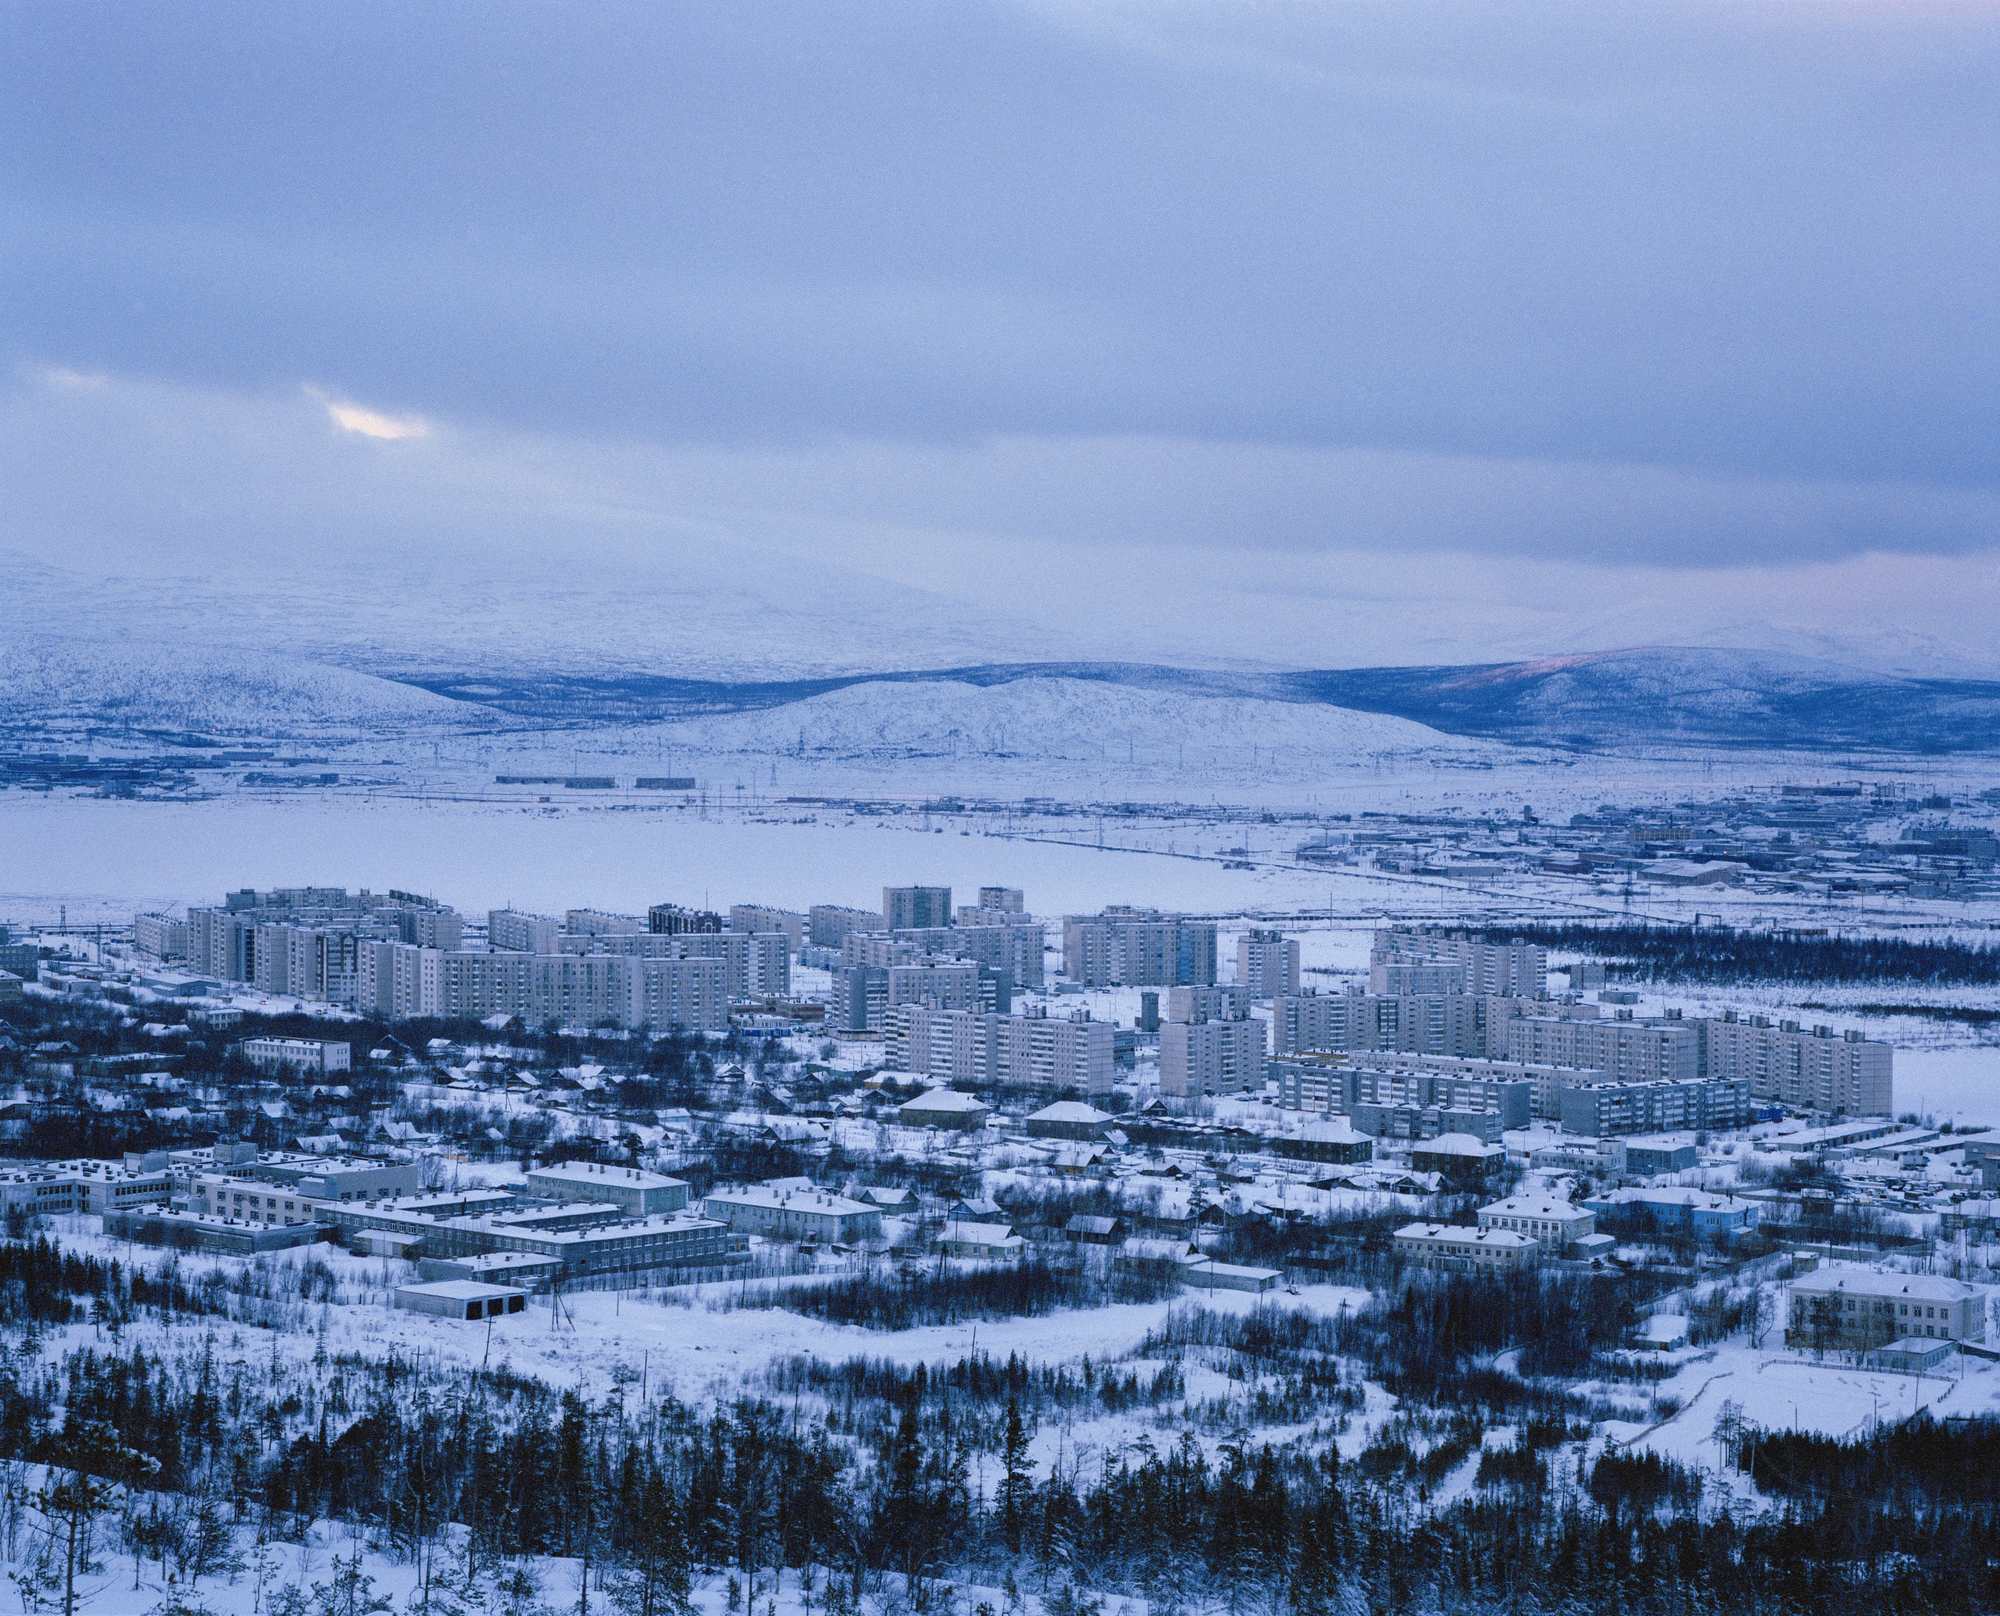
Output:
[[4, 0, 1999, 567]]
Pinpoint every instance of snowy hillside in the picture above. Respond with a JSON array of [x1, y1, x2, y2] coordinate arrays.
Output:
[[658, 675, 1518, 765], [0, 636, 483, 735]]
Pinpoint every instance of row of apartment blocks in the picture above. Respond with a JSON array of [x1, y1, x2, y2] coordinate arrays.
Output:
[[354, 944, 730, 1031], [885, 1004, 1115, 1097], [1272, 987, 1891, 1118]]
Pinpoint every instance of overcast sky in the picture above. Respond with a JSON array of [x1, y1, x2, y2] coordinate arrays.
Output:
[[7, 2, 1997, 671]]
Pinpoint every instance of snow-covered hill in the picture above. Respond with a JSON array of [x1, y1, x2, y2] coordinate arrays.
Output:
[[0, 637, 483, 735], [659, 676, 1517, 766]]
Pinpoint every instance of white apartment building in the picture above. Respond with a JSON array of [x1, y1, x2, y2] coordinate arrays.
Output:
[[1168, 984, 1255, 1022], [133, 912, 190, 961], [886, 959, 984, 1013], [1236, 929, 1301, 997], [703, 1181, 882, 1243], [524, 1163, 691, 1216], [1372, 929, 1548, 997], [1062, 911, 1218, 988], [1272, 989, 1494, 1059], [729, 905, 807, 948], [889, 1006, 1114, 1097], [1160, 1014, 1267, 1098], [488, 909, 561, 953], [1701, 1012, 1892, 1115], [1368, 959, 1468, 995], [1503, 1013, 1699, 1084]]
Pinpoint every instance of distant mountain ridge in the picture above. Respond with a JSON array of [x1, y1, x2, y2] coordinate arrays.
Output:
[[411, 646, 2000, 755]]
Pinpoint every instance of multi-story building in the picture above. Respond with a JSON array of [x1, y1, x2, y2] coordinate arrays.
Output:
[[238, 1037, 352, 1076], [1062, 911, 1217, 988], [1167, 984, 1254, 1022], [808, 904, 884, 949], [1236, 929, 1301, 997], [647, 903, 724, 935], [524, 1163, 691, 1216], [1555, 1075, 1751, 1136], [1476, 1194, 1597, 1249], [1785, 1267, 1987, 1350], [977, 886, 1026, 914], [729, 905, 808, 947], [0, 1161, 176, 1217], [1160, 1014, 1267, 1098], [1393, 1223, 1539, 1272], [884, 885, 954, 931], [886, 959, 984, 1015], [133, 912, 190, 961], [1372, 929, 1547, 997], [1700, 1012, 1892, 1115], [488, 909, 561, 953], [831, 964, 887, 1034], [1503, 1012, 1700, 1084], [1270, 1053, 1533, 1130], [1272, 989, 1493, 1059], [888, 1006, 1114, 1097], [1581, 1187, 1759, 1241], [702, 1181, 883, 1243], [885, 923, 1044, 989], [564, 909, 646, 936], [1368, 959, 1468, 995]]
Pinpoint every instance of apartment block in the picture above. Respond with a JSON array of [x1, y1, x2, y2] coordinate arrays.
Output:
[[133, 912, 190, 961], [1062, 910, 1218, 987], [1372, 929, 1548, 997], [488, 909, 561, 953], [1555, 1075, 1751, 1136], [646, 903, 724, 935], [888, 1006, 1114, 1097], [1270, 1053, 1533, 1130], [1503, 1012, 1700, 1084], [1272, 989, 1492, 1059], [1236, 929, 1301, 997], [1160, 1014, 1267, 1098], [884, 885, 953, 930], [1700, 1011, 1892, 1116], [729, 905, 808, 947], [808, 904, 885, 949]]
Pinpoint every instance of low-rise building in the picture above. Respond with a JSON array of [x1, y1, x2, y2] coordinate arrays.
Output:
[[1394, 1223, 1540, 1272], [524, 1162, 691, 1216], [238, 1037, 352, 1076], [1581, 1186, 1760, 1241], [895, 1089, 993, 1131], [702, 1181, 883, 1243], [395, 1280, 529, 1321], [1476, 1194, 1597, 1249], [1786, 1267, 1988, 1351]]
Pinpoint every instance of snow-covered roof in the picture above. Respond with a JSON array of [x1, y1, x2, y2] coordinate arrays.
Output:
[[897, 1088, 990, 1113], [1395, 1222, 1536, 1249], [1479, 1194, 1593, 1222], [1790, 1266, 1983, 1304], [1412, 1133, 1501, 1157], [1027, 1101, 1111, 1124]]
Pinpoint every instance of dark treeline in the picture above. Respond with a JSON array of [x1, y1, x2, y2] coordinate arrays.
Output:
[[1470, 920, 2000, 985], [4, 1327, 1999, 1615], [736, 1256, 1180, 1330], [1733, 1418, 2000, 1512]]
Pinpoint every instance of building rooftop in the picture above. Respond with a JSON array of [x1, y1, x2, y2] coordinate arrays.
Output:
[[526, 1162, 689, 1191]]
